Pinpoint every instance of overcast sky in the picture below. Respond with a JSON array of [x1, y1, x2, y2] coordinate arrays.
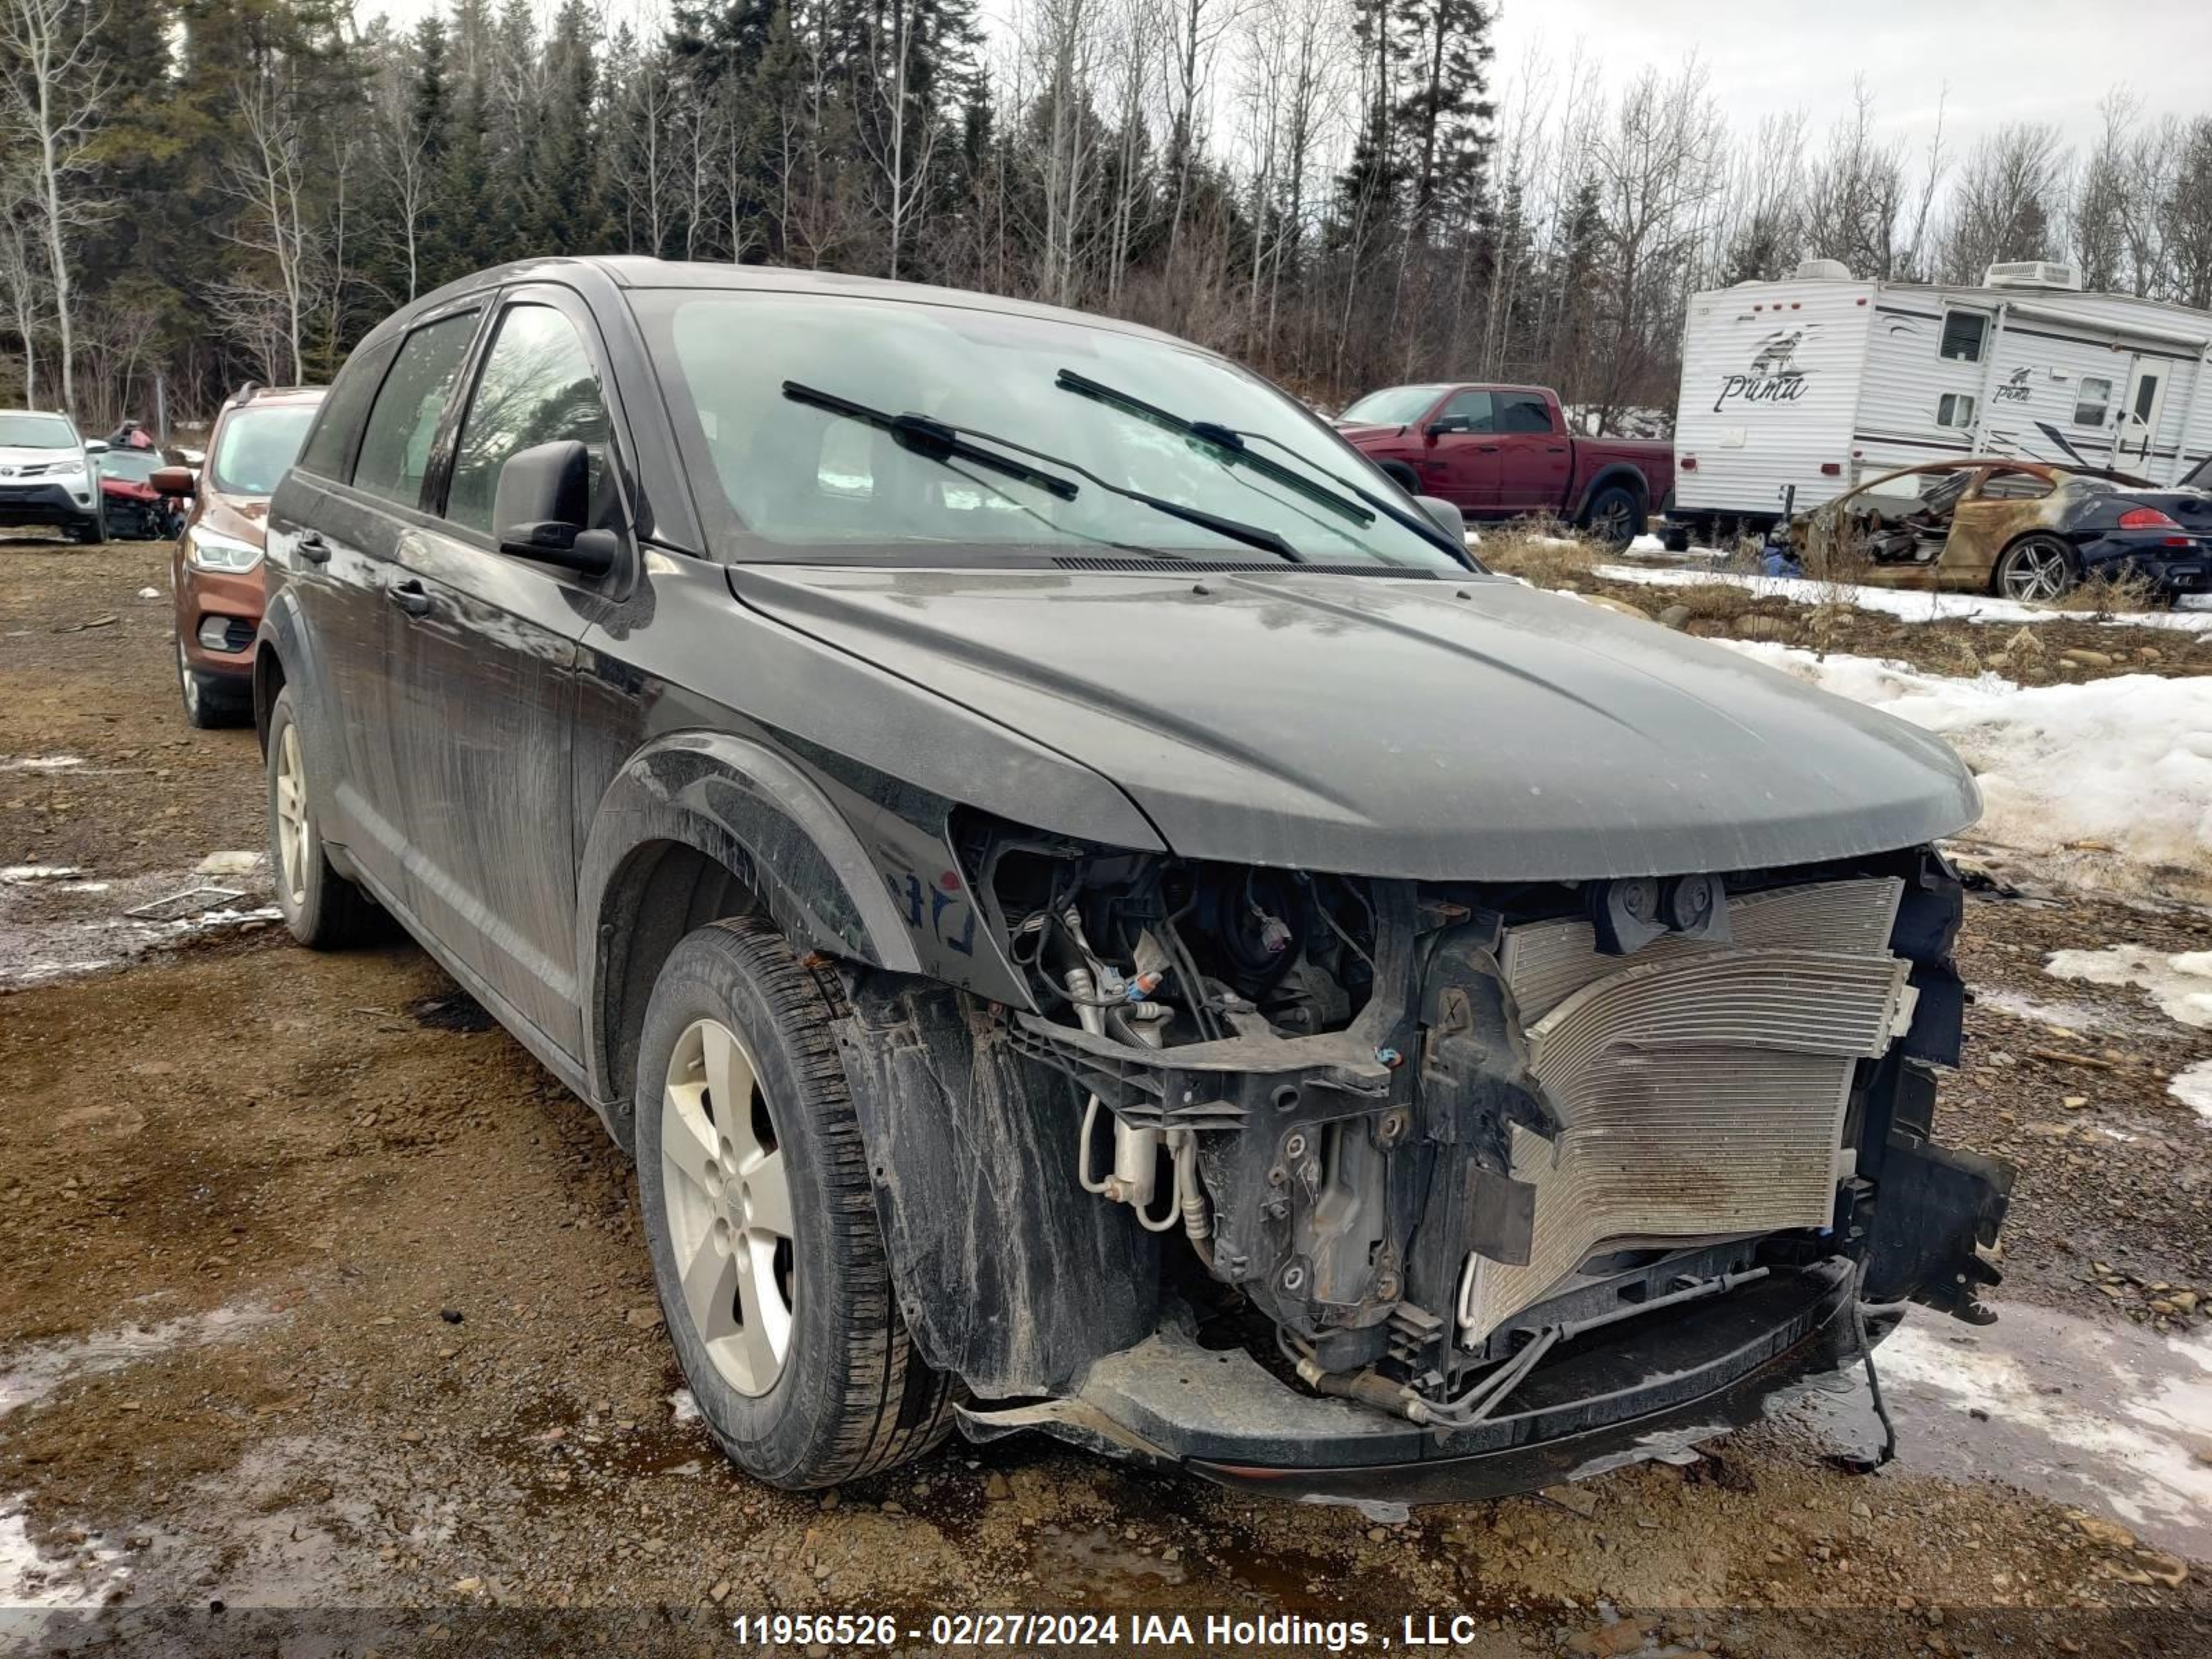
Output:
[[1486, 0, 2209, 156]]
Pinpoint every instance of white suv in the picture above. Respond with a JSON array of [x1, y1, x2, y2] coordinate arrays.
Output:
[[0, 409, 106, 543]]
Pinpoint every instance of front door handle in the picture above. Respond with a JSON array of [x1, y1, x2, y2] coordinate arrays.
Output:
[[294, 532, 330, 565], [388, 579, 432, 617]]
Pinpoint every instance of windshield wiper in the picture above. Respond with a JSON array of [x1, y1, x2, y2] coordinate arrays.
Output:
[[1054, 368, 1470, 563], [780, 381, 1303, 563], [784, 381, 1076, 500]]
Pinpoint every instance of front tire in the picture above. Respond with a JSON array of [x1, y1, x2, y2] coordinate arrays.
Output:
[[265, 685, 383, 946], [1993, 534, 2077, 603], [1582, 484, 1644, 550], [178, 640, 249, 729], [71, 503, 107, 545], [635, 917, 955, 1489]]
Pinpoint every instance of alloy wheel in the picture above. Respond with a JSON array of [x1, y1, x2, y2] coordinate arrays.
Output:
[[659, 1017, 797, 1397], [274, 722, 309, 910], [1591, 499, 1634, 545], [1998, 540, 2072, 603]]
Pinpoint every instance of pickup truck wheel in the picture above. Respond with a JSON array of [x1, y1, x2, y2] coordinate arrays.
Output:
[[264, 686, 384, 946], [1582, 485, 1644, 550], [635, 917, 955, 1489]]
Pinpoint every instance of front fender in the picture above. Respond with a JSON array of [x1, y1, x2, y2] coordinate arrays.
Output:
[[575, 730, 925, 1108]]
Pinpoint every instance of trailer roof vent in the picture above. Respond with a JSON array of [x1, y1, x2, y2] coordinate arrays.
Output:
[[1984, 259, 2083, 292], [1792, 259, 1854, 281]]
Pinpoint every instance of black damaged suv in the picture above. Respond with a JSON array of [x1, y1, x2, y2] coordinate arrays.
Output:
[[259, 256, 2012, 1499]]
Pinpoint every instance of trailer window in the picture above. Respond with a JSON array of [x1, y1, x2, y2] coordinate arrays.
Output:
[[1936, 393, 1977, 430], [1939, 310, 1989, 364], [2071, 377, 2112, 427]]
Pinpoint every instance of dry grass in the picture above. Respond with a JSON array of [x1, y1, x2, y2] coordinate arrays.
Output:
[[2050, 563, 2164, 618], [1477, 522, 1600, 588]]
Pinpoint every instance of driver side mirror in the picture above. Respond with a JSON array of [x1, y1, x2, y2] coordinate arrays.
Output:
[[494, 440, 618, 577], [1425, 420, 1463, 440], [84, 438, 110, 456], [151, 465, 196, 497]]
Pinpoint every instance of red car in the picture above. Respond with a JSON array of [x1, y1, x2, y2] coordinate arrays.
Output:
[[158, 384, 325, 727], [96, 446, 185, 541], [1335, 383, 1674, 547]]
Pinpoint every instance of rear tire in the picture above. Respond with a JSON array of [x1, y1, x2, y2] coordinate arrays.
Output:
[[1582, 484, 1644, 550], [1992, 534, 2077, 603], [635, 917, 955, 1489], [178, 640, 249, 730], [265, 685, 384, 947]]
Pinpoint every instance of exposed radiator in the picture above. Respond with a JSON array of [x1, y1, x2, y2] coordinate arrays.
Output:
[[1458, 880, 1913, 1346]]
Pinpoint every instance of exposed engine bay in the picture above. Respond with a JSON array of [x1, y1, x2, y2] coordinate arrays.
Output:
[[838, 825, 2012, 1475]]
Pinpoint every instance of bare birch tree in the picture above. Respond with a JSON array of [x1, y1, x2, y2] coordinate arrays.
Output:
[[0, 0, 109, 415]]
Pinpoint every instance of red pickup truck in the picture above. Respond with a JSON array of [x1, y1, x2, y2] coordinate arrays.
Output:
[[1334, 383, 1674, 547]]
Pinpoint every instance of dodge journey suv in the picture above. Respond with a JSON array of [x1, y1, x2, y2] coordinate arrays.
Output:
[[258, 256, 2012, 1499]]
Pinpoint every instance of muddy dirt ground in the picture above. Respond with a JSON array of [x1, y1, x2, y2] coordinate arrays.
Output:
[[3, 536, 2211, 1657]]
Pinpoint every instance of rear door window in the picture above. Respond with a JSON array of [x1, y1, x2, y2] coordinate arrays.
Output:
[[351, 312, 480, 509], [1495, 393, 1553, 434], [442, 304, 613, 536], [297, 339, 395, 481]]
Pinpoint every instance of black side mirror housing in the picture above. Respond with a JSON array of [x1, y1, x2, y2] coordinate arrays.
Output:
[[494, 440, 618, 577]]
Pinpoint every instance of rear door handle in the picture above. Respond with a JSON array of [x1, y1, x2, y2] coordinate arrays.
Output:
[[388, 579, 432, 617], [294, 532, 330, 565]]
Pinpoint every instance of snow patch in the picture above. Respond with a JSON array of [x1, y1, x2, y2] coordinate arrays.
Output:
[[2044, 946, 2212, 1030], [1622, 534, 1725, 560], [136, 585, 160, 599], [0, 1304, 280, 1418], [669, 1388, 700, 1425], [1597, 562, 2212, 632], [1877, 1306, 2212, 1559], [0, 1502, 126, 1609], [1973, 987, 2114, 1035], [0, 756, 85, 772], [1, 865, 83, 883], [2170, 1062, 2212, 1123], [1719, 644, 2212, 903]]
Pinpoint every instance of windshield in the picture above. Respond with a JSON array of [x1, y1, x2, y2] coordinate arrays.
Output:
[[0, 413, 79, 449], [212, 402, 319, 496], [1338, 386, 1447, 427], [98, 449, 159, 482], [635, 291, 1459, 571]]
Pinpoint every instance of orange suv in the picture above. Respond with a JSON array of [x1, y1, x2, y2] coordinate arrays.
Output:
[[160, 384, 324, 727]]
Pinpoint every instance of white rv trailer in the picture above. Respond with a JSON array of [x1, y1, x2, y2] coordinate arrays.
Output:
[[1666, 259, 2212, 538]]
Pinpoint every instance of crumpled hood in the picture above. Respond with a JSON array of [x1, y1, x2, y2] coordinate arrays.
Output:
[[731, 565, 1980, 879]]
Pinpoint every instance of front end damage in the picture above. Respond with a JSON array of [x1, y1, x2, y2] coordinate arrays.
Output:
[[838, 832, 2012, 1502]]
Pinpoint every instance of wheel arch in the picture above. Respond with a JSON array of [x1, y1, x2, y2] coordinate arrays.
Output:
[[577, 731, 924, 1150], [1573, 465, 1651, 524]]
